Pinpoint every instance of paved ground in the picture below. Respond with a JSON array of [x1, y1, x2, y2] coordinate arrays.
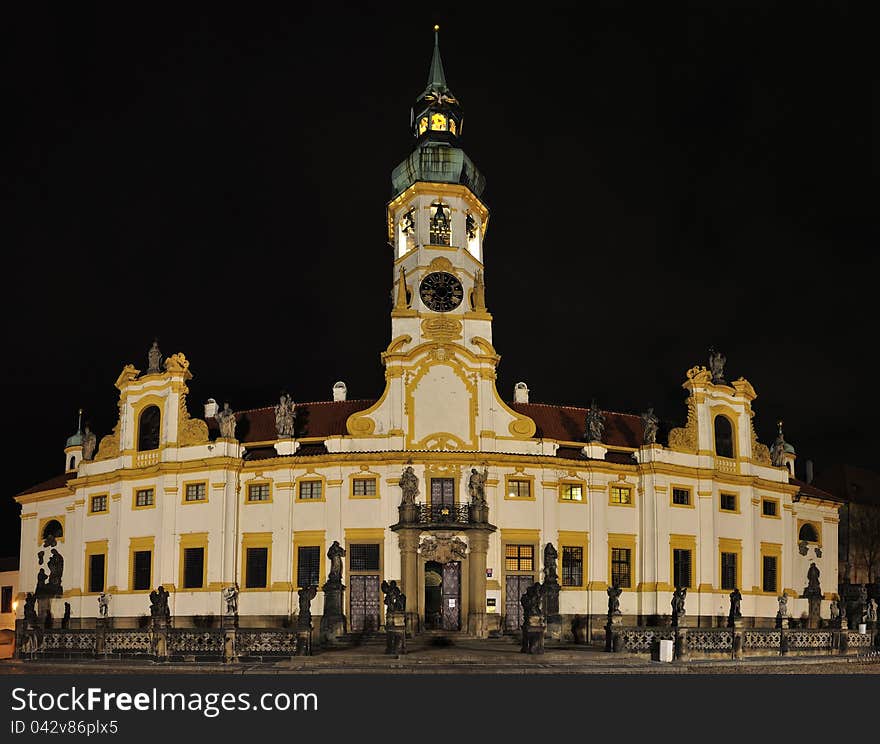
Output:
[[2, 636, 878, 674]]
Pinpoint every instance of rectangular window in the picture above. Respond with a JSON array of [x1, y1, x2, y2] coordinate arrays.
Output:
[[133, 550, 152, 590], [297, 546, 321, 588], [610, 485, 632, 504], [90, 495, 107, 513], [507, 479, 531, 499], [560, 483, 583, 501], [185, 483, 206, 502], [672, 488, 691, 506], [431, 478, 455, 505], [721, 552, 738, 590], [505, 544, 534, 572], [183, 547, 205, 589], [562, 546, 583, 587], [245, 547, 269, 588], [762, 499, 778, 517], [673, 548, 692, 589], [611, 547, 632, 588], [352, 478, 377, 497], [720, 493, 737, 512], [248, 483, 270, 502], [762, 555, 778, 593], [1, 586, 13, 613], [135, 488, 154, 507], [350, 544, 380, 572], [299, 480, 323, 500], [88, 553, 105, 593]]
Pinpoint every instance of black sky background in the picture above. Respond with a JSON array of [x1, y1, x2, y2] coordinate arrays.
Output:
[[2, 3, 875, 556]]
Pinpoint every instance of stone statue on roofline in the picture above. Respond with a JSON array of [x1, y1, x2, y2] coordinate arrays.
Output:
[[274, 391, 296, 438], [585, 400, 605, 443], [216, 402, 237, 439], [641, 407, 659, 444], [708, 347, 727, 385], [147, 339, 163, 374], [82, 424, 97, 461], [770, 421, 788, 468]]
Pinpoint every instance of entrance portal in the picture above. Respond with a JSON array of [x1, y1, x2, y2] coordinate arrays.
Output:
[[424, 560, 461, 631], [505, 575, 533, 632]]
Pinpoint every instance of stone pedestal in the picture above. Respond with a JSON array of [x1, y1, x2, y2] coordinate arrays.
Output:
[[223, 630, 238, 663], [776, 614, 789, 630], [296, 628, 312, 656], [319, 580, 347, 645], [521, 615, 546, 655], [604, 615, 622, 652], [674, 627, 690, 661], [221, 612, 238, 630], [807, 596, 822, 629], [95, 618, 111, 654], [150, 627, 168, 660], [543, 582, 561, 640], [385, 611, 406, 656], [273, 439, 299, 456]]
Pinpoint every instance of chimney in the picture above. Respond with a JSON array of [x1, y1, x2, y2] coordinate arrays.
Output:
[[514, 382, 529, 404], [204, 398, 218, 418], [333, 381, 347, 402], [806, 459, 814, 484]]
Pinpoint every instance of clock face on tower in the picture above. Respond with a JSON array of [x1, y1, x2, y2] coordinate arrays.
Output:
[[419, 271, 464, 312]]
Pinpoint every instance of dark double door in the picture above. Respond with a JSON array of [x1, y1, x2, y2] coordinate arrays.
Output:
[[505, 575, 534, 632], [425, 560, 461, 631], [350, 575, 380, 632]]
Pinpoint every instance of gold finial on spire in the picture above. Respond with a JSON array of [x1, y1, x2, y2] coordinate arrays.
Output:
[[434, 24, 440, 32]]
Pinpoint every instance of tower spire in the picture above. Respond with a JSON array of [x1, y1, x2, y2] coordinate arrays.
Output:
[[426, 25, 447, 93]]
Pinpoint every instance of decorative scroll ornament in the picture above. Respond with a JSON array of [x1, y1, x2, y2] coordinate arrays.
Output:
[[421, 317, 462, 342], [685, 366, 713, 384], [164, 352, 192, 379], [668, 396, 698, 453], [178, 388, 209, 446], [95, 403, 122, 461], [750, 417, 771, 464]]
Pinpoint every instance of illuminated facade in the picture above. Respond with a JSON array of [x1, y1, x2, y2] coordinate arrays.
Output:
[[14, 31, 841, 638]]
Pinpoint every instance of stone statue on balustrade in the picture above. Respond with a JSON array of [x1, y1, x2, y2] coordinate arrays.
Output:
[[728, 587, 743, 627], [867, 598, 878, 624], [804, 562, 821, 598], [147, 339, 163, 374], [23, 592, 38, 629], [399, 465, 419, 505], [82, 425, 97, 461], [708, 348, 727, 385], [606, 585, 622, 619], [381, 580, 407, 614], [468, 467, 488, 506], [98, 593, 111, 618], [585, 401, 605, 443], [671, 586, 687, 626], [641, 408, 659, 445], [274, 391, 296, 438], [149, 586, 171, 626], [297, 585, 318, 629]]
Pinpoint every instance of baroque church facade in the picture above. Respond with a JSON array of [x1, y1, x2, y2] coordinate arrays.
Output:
[[14, 33, 841, 639]]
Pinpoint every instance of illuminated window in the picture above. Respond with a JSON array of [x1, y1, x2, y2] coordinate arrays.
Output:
[[430, 113, 447, 131], [505, 544, 534, 571], [611, 548, 632, 588], [90, 495, 107, 513], [353, 478, 377, 497], [429, 201, 451, 245], [185, 483, 206, 502], [560, 483, 583, 501], [299, 480, 323, 500], [507, 479, 531, 499], [562, 546, 583, 587], [248, 483, 270, 502], [449, 118, 457, 134], [610, 485, 632, 504], [418, 117, 428, 135], [135, 488, 154, 507]]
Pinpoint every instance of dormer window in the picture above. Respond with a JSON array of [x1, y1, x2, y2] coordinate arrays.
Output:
[[430, 113, 447, 131], [430, 201, 451, 245]]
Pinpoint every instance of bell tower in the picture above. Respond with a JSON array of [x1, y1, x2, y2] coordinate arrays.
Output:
[[344, 28, 538, 454]]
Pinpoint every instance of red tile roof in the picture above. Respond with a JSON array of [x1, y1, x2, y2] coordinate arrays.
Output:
[[508, 402, 643, 448], [790, 477, 841, 503], [16, 472, 75, 497]]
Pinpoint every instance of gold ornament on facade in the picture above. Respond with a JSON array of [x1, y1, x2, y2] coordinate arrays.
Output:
[[427, 256, 455, 274], [750, 419, 771, 464], [472, 269, 487, 312], [178, 389, 209, 446], [421, 317, 463, 342], [95, 423, 120, 461], [164, 352, 193, 380], [668, 396, 698, 453], [685, 366, 713, 384], [114, 364, 140, 390]]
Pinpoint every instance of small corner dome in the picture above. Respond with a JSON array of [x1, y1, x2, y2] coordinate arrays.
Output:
[[65, 432, 83, 448], [784, 442, 796, 454]]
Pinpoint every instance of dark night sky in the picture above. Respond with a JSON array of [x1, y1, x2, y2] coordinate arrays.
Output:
[[2, 3, 875, 556]]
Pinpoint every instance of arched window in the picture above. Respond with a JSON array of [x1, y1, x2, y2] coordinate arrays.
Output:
[[68, 456, 76, 471], [714, 415, 735, 458], [138, 405, 161, 451], [42, 519, 63, 546], [799, 523, 819, 543]]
